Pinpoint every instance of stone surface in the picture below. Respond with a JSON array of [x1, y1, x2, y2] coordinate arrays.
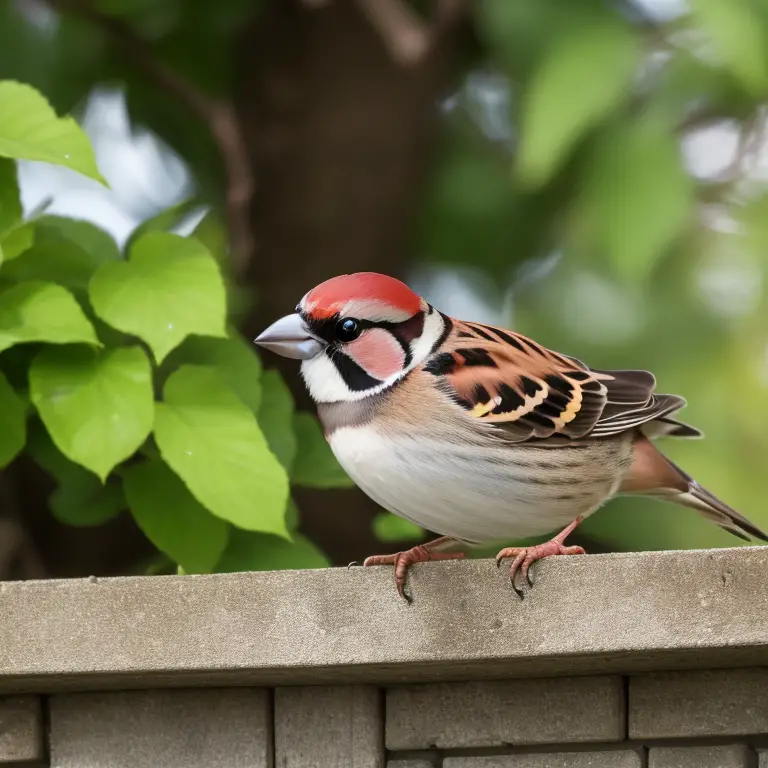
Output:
[[275, 685, 383, 768], [443, 752, 642, 767], [2, 548, 768, 691], [0, 696, 41, 762], [49, 688, 271, 768], [759, 751, 768, 767], [387, 761, 438, 768], [649, 745, 752, 767], [630, 668, 768, 738], [386, 677, 624, 749]]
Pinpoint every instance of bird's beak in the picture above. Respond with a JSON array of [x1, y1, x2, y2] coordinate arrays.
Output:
[[254, 313, 325, 360]]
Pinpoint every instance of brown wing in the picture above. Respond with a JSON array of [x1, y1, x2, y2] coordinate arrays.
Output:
[[423, 320, 698, 442]]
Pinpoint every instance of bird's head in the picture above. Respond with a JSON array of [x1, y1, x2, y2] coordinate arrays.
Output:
[[254, 272, 447, 402]]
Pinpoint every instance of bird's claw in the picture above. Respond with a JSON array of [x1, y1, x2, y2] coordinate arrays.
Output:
[[360, 544, 465, 602], [496, 540, 585, 598]]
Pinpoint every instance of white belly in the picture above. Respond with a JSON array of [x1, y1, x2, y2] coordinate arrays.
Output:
[[329, 425, 623, 543]]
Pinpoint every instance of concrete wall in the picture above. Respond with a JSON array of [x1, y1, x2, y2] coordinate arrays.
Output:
[[2, 548, 768, 767], [4, 670, 768, 766]]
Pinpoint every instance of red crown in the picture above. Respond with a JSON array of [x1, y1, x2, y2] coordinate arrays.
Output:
[[304, 272, 421, 319]]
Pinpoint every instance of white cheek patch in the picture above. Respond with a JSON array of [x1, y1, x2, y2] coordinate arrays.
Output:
[[301, 353, 351, 403], [346, 329, 405, 381]]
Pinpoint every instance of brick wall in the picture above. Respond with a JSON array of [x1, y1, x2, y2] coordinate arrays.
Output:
[[3, 667, 768, 767]]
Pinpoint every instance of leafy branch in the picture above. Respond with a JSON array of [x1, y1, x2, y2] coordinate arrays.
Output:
[[46, 0, 255, 279]]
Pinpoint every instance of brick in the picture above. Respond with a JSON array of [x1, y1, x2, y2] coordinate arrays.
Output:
[[630, 668, 768, 738], [0, 696, 42, 763], [49, 689, 271, 768], [760, 751, 768, 767], [387, 761, 438, 768], [444, 751, 642, 767], [386, 677, 624, 750], [649, 745, 752, 767], [275, 685, 383, 768]]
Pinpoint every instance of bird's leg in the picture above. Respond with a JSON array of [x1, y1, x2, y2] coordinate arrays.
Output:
[[361, 537, 465, 602], [495, 516, 586, 598]]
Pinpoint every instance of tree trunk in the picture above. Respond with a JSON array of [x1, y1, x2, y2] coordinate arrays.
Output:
[[237, 0, 468, 564]]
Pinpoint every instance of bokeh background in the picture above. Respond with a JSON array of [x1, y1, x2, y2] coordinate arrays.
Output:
[[1, 0, 767, 580]]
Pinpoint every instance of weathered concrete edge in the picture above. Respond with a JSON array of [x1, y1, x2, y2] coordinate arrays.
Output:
[[1, 547, 767, 693]]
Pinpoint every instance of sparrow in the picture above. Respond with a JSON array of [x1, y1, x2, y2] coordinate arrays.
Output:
[[255, 272, 768, 600]]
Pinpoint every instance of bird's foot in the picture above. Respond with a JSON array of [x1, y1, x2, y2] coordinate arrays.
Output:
[[363, 540, 465, 602], [495, 516, 585, 598]]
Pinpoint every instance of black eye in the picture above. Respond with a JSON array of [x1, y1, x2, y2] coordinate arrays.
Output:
[[335, 317, 361, 342]]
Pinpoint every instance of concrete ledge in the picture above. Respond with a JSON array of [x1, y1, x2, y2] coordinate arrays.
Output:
[[1, 547, 768, 693]]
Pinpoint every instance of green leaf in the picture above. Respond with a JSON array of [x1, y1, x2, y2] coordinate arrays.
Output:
[[292, 411, 353, 488], [154, 365, 290, 536], [29, 345, 154, 480], [51, 475, 124, 527], [0, 371, 26, 467], [4, 217, 120, 291], [372, 512, 425, 543], [476, 0, 576, 73], [257, 369, 297, 472], [216, 530, 329, 573], [285, 497, 300, 531], [0, 281, 100, 353], [0, 158, 32, 263], [38, 215, 120, 263], [165, 333, 262, 412], [192, 210, 228, 266], [0, 158, 21, 235], [0, 80, 104, 182], [28, 423, 125, 527], [1, 222, 34, 262], [124, 197, 201, 253], [517, 17, 640, 186], [690, 0, 768, 96], [89, 231, 227, 363], [124, 459, 229, 573], [581, 119, 694, 282]]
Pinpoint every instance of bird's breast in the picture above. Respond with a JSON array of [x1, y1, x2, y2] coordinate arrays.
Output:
[[327, 424, 631, 543]]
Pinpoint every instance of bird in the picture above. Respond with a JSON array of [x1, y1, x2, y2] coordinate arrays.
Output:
[[255, 271, 768, 601]]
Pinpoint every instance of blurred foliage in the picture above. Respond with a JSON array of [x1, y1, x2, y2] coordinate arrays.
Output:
[[0, 0, 768, 577], [0, 79, 347, 572]]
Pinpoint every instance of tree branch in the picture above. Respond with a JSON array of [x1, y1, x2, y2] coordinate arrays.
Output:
[[351, 0, 469, 66], [47, 0, 255, 278]]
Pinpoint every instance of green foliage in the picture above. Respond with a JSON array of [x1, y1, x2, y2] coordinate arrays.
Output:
[[292, 412, 353, 489], [4, 216, 121, 291], [372, 512, 425, 544], [29, 345, 153, 480], [28, 424, 125, 526], [0, 371, 26, 468], [216, 530, 329, 573], [257, 369, 297, 473], [154, 365, 289, 536], [0, 81, 104, 183], [0, 78, 344, 574], [89, 232, 227, 363], [516, 14, 640, 186], [124, 460, 229, 573], [689, 0, 768, 96], [579, 118, 695, 283], [0, 281, 100, 352]]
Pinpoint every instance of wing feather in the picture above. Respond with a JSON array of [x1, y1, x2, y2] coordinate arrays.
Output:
[[424, 320, 693, 443]]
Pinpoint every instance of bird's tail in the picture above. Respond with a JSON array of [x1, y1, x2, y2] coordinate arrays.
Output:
[[621, 436, 768, 543], [669, 477, 768, 543]]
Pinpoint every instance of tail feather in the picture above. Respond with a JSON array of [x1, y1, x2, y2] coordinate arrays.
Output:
[[643, 416, 703, 439], [674, 482, 768, 543], [623, 435, 768, 543]]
